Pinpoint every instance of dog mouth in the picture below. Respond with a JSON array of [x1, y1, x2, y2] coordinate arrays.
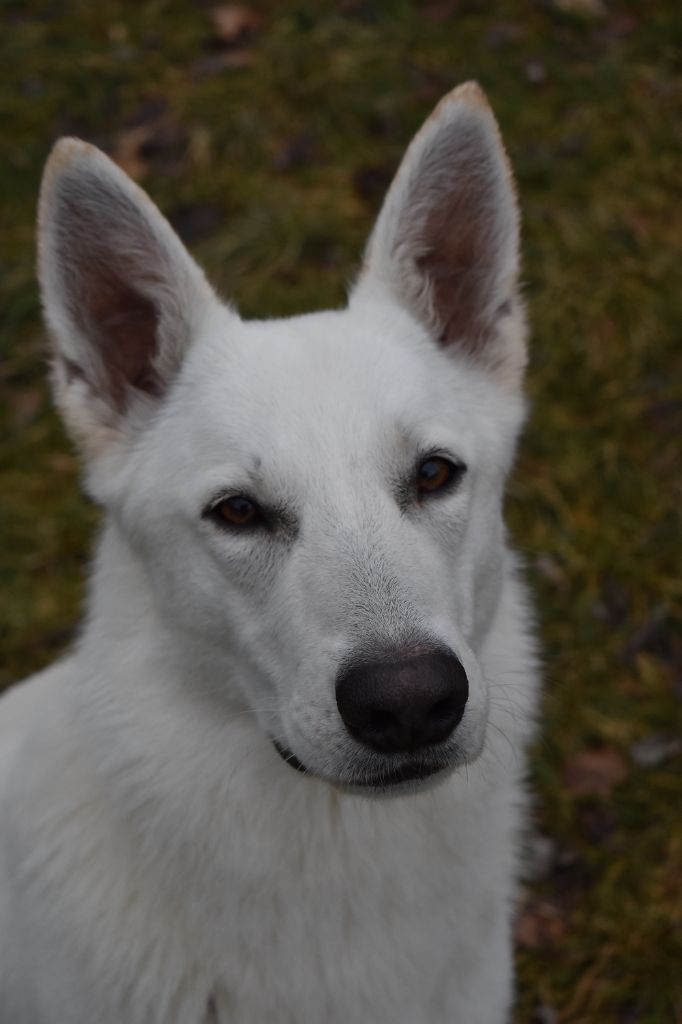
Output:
[[272, 740, 449, 791], [272, 740, 309, 775]]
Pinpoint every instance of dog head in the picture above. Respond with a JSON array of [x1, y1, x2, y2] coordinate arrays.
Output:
[[38, 83, 527, 794]]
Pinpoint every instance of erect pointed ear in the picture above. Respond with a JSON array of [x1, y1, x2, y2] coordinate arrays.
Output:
[[38, 138, 218, 459], [352, 82, 526, 388]]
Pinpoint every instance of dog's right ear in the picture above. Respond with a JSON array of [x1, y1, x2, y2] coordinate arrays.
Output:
[[38, 139, 217, 460]]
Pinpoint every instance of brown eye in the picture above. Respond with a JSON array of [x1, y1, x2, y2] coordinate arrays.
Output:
[[416, 456, 463, 496], [212, 496, 261, 528]]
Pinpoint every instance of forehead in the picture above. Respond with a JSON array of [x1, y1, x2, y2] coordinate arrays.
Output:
[[161, 304, 511, 477]]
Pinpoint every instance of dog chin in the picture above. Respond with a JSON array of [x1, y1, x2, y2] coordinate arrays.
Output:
[[272, 740, 467, 797]]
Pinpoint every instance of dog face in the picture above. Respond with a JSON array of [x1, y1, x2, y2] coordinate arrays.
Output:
[[38, 83, 527, 793]]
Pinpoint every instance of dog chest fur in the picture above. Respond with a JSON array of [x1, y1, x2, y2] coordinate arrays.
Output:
[[0, 560, 533, 1024]]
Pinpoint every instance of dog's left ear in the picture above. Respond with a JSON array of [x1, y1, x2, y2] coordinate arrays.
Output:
[[352, 82, 525, 388]]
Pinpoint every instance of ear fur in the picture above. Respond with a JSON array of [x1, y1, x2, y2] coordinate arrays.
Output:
[[38, 138, 217, 459], [353, 82, 526, 389]]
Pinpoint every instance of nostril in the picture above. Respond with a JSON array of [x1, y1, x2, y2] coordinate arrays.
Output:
[[429, 696, 457, 722], [368, 709, 395, 734]]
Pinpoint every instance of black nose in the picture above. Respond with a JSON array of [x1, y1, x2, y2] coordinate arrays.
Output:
[[335, 648, 468, 755]]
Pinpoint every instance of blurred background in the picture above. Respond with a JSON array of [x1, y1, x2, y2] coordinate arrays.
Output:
[[0, 2, 680, 1020]]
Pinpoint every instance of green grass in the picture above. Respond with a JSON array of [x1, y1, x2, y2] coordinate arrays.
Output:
[[1, 2, 680, 1020]]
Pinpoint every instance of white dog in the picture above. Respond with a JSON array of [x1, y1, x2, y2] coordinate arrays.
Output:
[[0, 82, 539, 1023]]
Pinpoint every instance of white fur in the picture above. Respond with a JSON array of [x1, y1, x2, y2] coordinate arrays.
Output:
[[0, 83, 539, 1023]]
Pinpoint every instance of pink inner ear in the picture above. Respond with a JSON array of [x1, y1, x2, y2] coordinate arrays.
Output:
[[416, 166, 501, 351], [70, 259, 162, 411], [89, 276, 161, 406], [50, 171, 170, 413]]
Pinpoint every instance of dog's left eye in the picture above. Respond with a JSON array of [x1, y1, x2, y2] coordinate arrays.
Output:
[[416, 456, 464, 497], [206, 496, 264, 530]]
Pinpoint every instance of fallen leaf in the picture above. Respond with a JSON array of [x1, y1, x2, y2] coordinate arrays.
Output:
[[49, 453, 77, 474], [533, 1006, 558, 1024], [124, 95, 168, 128], [485, 21, 527, 49], [107, 22, 128, 44], [111, 114, 187, 181], [9, 387, 42, 427], [562, 747, 628, 797], [580, 804, 617, 844], [111, 125, 154, 180], [190, 51, 255, 78], [515, 895, 566, 949], [630, 733, 682, 768], [523, 833, 558, 882], [208, 5, 263, 46], [423, 0, 461, 22], [187, 126, 212, 170], [604, 13, 638, 38], [534, 552, 567, 589], [524, 60, 548, 86], [621, 605, 669, 662], [273, 130, 316, 172], [551, 0, 606, 16], [168, 203, 223, 244], [352, 163, 393, 203]]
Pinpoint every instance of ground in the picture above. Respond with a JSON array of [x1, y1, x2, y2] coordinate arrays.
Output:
[[0, 2, 680, 1021]]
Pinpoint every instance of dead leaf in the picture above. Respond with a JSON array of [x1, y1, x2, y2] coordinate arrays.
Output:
[[551, 0, 606, 16], [580, 804, 617, 844], [352, 163, 393, 203], [187, 126, 212, 170], [107, 22, 128, 44], [49, 453, 77, 474], [533, 1006, 558, 1024], [168, 203, 223, 244], [630, 733, 682, 768], [604, 13, 638, 38], [515, 895, 566, 949], [562, 747, 629, 797], [190, 51, 255, 78], [534, 553, 567, 590], [9, 387, 42, 427], [273, 130, 316, 172], [621, 605, 669, 662], [111, 111, 187, 181], [485, 21, 528, 49], [524, 60, 548, 86], [111, 125, 154, 180], [208, 5, 263, 46], [523, 833, 558, 882], [423, 0, 460, 22]]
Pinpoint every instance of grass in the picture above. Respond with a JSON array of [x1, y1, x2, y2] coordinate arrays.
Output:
[[1, 2, 680, 1020]]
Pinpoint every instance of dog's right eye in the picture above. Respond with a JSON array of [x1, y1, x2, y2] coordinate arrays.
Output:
[[416, 456, 465, 498], [206, 496, 264, 530]]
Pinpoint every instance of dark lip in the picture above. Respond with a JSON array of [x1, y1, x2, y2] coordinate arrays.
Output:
[[272, 740, 309, 775], [356, 760, 445, 787], [272, 740, 448, 789]]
